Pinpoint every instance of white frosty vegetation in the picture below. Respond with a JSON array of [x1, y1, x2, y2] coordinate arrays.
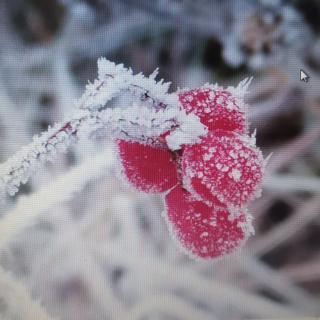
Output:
[[0, 265, 56, 320], [0, 59, 207, 199]]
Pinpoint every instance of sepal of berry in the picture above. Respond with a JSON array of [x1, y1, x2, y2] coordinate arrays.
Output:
[[182, 130, 264, 209], [117, 139, 179, 193], [164, 186, 253, 259], [178, 86, 247, 134]]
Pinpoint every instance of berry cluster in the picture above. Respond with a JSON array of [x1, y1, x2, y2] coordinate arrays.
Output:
[[116, 86, 264, 259]]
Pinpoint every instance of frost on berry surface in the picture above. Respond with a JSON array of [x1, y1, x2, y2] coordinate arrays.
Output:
[[178, 85, 247, 134], [164, 186, 253, 259], [117, 139, 179, 193], [182, 130, 264, 210]]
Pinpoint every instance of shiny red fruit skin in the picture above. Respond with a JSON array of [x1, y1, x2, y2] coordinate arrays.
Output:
[[117, 139, 179, 193]]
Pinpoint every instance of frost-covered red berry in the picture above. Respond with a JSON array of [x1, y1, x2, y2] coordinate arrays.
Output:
[[178, 87, 247, 134], [117, 139, 179, 193], [164, 185, 253, 259], [182, 131, 264, 209]]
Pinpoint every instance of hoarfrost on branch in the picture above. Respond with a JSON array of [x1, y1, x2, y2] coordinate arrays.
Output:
[[0, 59, 208, 199]]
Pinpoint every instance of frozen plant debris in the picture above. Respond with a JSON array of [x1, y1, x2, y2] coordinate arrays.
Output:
[[0, 58, 264, 260]]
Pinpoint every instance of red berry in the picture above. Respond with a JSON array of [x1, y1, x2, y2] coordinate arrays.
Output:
[[117, 139, 179, 193], [164, 186, 253, 259], [178, 87, 247, 134], [182, 131, 264, 209]]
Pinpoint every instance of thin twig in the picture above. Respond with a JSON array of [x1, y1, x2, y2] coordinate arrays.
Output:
[[250, 196, 320, 256], [0, 150, 115, 247]]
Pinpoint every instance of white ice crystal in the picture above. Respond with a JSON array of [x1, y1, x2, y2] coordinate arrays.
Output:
[[165, 112, 207, 151]]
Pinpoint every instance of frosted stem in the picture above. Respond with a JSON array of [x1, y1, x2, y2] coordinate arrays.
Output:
[[0, 59, 206, 199]]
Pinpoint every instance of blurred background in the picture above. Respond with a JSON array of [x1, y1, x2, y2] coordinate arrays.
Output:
[[0, 0, 320, 319]]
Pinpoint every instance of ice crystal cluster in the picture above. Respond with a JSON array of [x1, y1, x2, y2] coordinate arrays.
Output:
[[0, 59, 265, 260], [0, 59, 206, 199]]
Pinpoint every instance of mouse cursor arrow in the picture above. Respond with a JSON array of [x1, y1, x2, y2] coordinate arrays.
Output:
[[300, 69, 309, 83]]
